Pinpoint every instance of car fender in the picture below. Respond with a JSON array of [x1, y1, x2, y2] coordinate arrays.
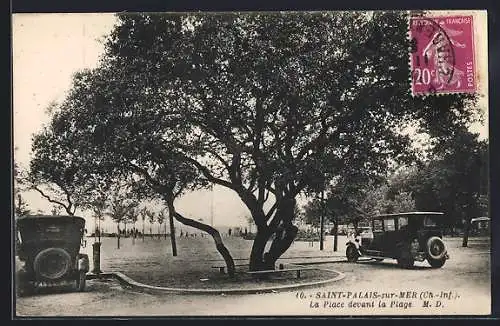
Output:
[[346, 240, 362, 255]]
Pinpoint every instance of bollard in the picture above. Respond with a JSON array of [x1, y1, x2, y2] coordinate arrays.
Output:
[[92, 242, 102, 274]]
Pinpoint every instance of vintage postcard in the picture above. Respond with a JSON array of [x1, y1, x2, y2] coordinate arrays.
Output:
[[12, 10, 490, 317]]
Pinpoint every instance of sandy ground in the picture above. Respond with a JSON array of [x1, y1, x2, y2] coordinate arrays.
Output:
[[15, 236, 491, 317]]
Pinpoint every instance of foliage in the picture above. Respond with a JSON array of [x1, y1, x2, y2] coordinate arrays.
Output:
[[27, 114, 113, 215], [15, 194, 31, 217], [302, 199, 323, 227], [147, 210, 156, 226], [396, 129, 488, 227], [106, 187, 138, 226], [31, 12, 481, 270], [157, 209, 166, 226], [125, 201, 139, 225]]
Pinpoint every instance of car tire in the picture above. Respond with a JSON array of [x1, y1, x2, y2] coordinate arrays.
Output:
[[397, 243, 415, 269], [346, 244, 359, 262], [426, 236, 447, 261], [428, 257, 446, 268], [33, 247, 72, 281]]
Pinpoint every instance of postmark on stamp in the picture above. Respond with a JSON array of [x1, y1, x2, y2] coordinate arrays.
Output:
[[409, 15, 476, 96]]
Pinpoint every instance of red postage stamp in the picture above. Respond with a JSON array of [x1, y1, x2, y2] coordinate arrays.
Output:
[[409, 15, 476, 96]]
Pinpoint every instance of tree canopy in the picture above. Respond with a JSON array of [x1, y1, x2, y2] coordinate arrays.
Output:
[[30, 11, 482, 272]]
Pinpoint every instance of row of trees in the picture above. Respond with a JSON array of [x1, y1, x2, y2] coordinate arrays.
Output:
[[15, 163, 172, 250], [16, 11, 486, 276], [303, 128, 489, 248]]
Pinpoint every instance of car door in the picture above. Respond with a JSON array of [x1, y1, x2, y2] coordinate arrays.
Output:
[[382, 217, 401, 256], [366, 218, 385, 252]]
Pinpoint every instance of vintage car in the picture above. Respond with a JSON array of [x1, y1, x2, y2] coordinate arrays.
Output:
[[16, 215, 90, 295], [345, 212, 449, 268], [470, 216, 490, 236]]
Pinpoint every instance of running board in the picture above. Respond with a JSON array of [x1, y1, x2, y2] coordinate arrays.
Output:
[[362, 252, 426, 262]]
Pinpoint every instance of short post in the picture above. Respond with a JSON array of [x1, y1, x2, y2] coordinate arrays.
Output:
[[92, 242, 102, 274]]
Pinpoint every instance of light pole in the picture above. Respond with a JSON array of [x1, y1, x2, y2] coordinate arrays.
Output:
[[320, 190, 325, 251], [210, 185, 214, 227]]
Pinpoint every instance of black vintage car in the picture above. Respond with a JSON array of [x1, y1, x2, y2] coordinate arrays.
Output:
[[16, 215, 90, 295], [345, 212, 449, 269]]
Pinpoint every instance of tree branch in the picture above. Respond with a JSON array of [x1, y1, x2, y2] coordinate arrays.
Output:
[[31, 185, 73, 215]]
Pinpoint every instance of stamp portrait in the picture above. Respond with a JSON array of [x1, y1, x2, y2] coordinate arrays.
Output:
[[410, 14, 476, 96]]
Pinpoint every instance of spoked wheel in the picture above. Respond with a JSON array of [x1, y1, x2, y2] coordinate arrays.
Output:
[[75, 271, 86, 292], [346, 245, 359, 263], [426, 236, 447, 268], [33, 248, 72, 281]]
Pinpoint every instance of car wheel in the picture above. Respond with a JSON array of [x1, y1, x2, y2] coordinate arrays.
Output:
[[346, 244, 359, 262], [33, 248, 72, 281], [397, 243, 415, 269], [426, 236, 447, 261], [428, 257, 446, 268]]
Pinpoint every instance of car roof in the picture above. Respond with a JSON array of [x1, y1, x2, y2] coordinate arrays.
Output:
[[470, 217, 490, 223], [16, 214, 86, 224], [372, 212, 444, 219]]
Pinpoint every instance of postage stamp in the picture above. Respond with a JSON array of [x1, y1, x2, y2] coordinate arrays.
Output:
[[409, 15, 476, 96]]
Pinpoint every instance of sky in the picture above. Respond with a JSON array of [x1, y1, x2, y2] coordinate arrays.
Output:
[[12, 13, 252, 232], [12, 12, 488, 233]]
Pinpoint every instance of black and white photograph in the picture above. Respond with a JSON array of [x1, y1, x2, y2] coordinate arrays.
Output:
[[12, 10, 490, 316]]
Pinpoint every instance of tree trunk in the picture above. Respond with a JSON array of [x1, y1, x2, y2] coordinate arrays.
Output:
[[142, 221, 145, 241], [249, 197, 299, 271], [462, 218, 471, 247], [117, 224, 120, 249], [173, 211, 235, 277], [168, 208, 177, 256], [354, 219, 359, 233], [333, 222, 338, 252], [165, 196, 235, 277], [249, 227, 273, 271], [265, 223, 298, 268]]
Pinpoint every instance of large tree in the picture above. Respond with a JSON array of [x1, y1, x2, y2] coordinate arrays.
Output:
[[32, 12, 480, 273], [27, 114, 113, 216], [374, 130, 488, 244], [415, 130, 488, 246]]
